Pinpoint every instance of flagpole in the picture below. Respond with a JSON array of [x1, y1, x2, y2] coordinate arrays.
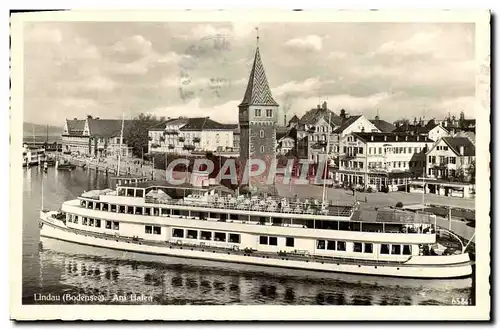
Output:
[[117, 113, 124, 176], [322, 112, 332, 206]]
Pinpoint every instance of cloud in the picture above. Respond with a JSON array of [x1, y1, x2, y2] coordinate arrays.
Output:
[[25, 24, 63, 44], [285, 35, 323, 52], [273, 78, 321, 97], [111, 35, 152, 58], [151, 98, 240, 123]]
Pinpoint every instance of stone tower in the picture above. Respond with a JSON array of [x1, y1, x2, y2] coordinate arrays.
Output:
[[238, 44, 279, 189]]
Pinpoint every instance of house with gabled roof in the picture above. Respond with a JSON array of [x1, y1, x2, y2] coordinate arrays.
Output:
[[62, 117, 132, 157]]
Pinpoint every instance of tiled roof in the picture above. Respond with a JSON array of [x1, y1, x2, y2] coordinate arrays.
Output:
[[441, 137, 475, 156], [179, 117, 236, 131], [276, 127, 297, 141], [164, 117, 189, 127], [88, 119, 134, 138], [332, 115, 362, 134], [393, 124, 431, 134], [239, 47, 279, 107], [65, 119, 86, 136], [288, 115, 299, 123], [299, 108, 342, 127], [352, 132, 434, 143], [370, 119, 396, 133]]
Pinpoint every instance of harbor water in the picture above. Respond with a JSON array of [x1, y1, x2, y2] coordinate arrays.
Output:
[[22, 166, 474, 305]]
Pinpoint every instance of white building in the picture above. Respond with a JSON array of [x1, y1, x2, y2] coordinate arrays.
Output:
[[338, 132, 432, 191], [148, 117, 237, 155]]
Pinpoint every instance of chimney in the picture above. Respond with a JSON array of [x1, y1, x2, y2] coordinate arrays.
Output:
[[340, 109, 346, 119], [460, 146, 464, 155], [322, 101, 327, 110], [284, 113, 287, 127]]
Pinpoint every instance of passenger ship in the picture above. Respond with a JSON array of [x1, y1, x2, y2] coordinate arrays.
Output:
[[39, 177, 473, 279]]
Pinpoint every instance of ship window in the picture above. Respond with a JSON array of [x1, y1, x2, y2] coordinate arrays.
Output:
[[269, 237, 278, 246], [88, 202, 93, 209], [127, 189, 134, 197], [119, 205, 125, 213], [153, 208, 160, 216], [73, 216, 79, 224], [83, 217, 88, 226], [95, 203, 101, 210], [327, 240, 336, 250], [364, 243, 373, 253], [337, 241, 346, 251], [102, 204, 108, 211], [286, 237, 294, 247], [106, 221, 112, 229], [81, 200, 86, 207], [317, 240, 326, 249], [229, 233, 240, 244], [95, 219, 101, 228], [200, 231, 212, 240], [391, 244, 401, 255], [145, 225, 152, 234], [172, 228, 184, 238], [161, 208, 169, 216], [199, 212, 206, 220], [89, 218, 94, 226], [338, 222, 350, 231], [403, 245, 412, 255], [153, 226, 161, 235], [172, 209, 180, 216], [259, 236, 268, 245], [136, 189, 144, 198], [127, 206, 134, 214], [111, 204, 117, 212], [381, 244, 390, 254], [229, 213, 238, 220], [113, 222, 119, 230], [187, 230, 198, 239], [145, 208, 151, 216], [353, 242, 362, 252], [214, 232, 226, 242]]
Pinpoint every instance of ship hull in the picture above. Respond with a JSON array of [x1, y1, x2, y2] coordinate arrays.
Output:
[[40, 215, 473, 279]]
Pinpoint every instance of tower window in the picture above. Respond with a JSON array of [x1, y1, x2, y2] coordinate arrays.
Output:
[[260, 130, 264, 138], [266, 109, 273, 117], [260, 146, 265, 153], [255, 109, 261, 117]]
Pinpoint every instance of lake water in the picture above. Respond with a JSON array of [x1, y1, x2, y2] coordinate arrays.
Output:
[[22, 166, 474, 305]]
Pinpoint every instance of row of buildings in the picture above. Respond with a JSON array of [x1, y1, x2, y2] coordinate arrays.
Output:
[[60, 41, 476, 198]]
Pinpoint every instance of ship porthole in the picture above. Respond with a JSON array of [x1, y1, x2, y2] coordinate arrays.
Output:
[[397, 267, 400, 270], [374, 266, 377, 269], [227, 252, 230, 255], [358, 265, 361, 267]]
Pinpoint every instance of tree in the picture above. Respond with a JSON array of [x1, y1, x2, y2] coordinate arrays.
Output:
[[124, 113, 164, 158], [468, 160, 476, 183]]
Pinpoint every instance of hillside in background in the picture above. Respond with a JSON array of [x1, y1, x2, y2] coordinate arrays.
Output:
[[23, 122, 63, 137]]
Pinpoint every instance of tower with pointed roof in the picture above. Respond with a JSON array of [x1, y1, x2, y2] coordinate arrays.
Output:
[[238, 37, 279, 189]]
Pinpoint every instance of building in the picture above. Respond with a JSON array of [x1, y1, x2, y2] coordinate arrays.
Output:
[[148, 117, 236, 155], [238, 43, 279, 188], [276, 127, 297, 156], [338, 132, 432, 190], [233, 126, 240, 151], [62, 117, 132, 157], [369, 116, 396, 133], [425, 137, 475, 182]]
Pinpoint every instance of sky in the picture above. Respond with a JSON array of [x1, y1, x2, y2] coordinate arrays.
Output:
[[23, 21, 475, 126]]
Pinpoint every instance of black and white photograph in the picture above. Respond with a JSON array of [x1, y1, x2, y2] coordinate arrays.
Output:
[[9, 10, 490, 321]]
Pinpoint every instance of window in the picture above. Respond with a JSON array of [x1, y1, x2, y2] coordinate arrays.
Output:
[[259, 236, 268, 245], [200, 231, 212, 240], [83, 217, 88, 226], [229, 233, 240, 243], [187, 230, 198, 239], [113, 222, 119, 230], [95, 219, 101, 228], [317, 240, 325, 249], [214, 232, 226, 242], [337, 241, 346, 251], [145, 225, 152, 234], [106, 221, 112, 229], [266, 109, 273, 117], [145, 208, 151, 216], [111, 204, 117, 212], [449, 157, 456, 164], [119, 205, 125, 213], [136, 190, 144, 198], [353, 242, 363, 252], [391, 244, 401, 255], [364, 243, 373, 253], [260, 146, 265, 153], [89, 218, 94, 226], [378, 147, 382, 154], [260, 130, 264, 138], [403, 245, 412, 255], [269, 237, 278, 246], [73, 216, 79, 224], [172, 228, 184, 238], [153, 226, 161, 235], [286, 237, 294, 247], [255, 109, 261, 117], [327, 240, 336, 250], [381, 244, 390, 254], [359, 147, 364, 154]]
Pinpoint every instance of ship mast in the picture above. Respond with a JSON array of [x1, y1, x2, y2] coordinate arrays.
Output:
[[117, 113, 125, 176], [321, 112, 332, 206]]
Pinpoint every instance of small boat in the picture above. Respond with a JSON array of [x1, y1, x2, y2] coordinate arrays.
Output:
[[56, 160, 76, 171]]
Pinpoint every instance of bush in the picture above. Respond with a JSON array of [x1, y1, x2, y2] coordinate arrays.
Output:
[[395, 201, 404, 208], [367, 187, 373, 193]]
